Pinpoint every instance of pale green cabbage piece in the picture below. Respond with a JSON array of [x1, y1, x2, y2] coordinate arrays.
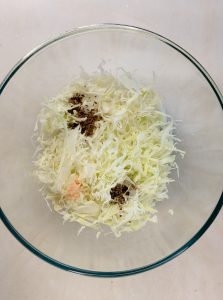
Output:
[[34, 71, 184, 237]]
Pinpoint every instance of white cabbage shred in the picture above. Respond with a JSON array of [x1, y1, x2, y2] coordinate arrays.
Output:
[[34, 70, 183, 237]]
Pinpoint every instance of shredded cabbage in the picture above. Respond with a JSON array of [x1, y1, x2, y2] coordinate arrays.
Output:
[[34, 70, 184, 237]]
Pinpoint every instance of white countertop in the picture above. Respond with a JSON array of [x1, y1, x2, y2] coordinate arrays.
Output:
[[0, 1, 222, 299]]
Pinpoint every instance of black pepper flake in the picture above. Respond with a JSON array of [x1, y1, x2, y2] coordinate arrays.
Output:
[[110, 183, 130, 206], [68, 122, 78, 130], [69, 93, 84, 106], [67, 92, 102, 136]]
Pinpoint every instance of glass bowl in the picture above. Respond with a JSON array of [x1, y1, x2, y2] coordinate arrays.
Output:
[[0, 24, 222, 277]]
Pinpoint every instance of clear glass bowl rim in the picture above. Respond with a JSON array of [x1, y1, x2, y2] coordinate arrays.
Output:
[[0, 23, 222, 277]]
